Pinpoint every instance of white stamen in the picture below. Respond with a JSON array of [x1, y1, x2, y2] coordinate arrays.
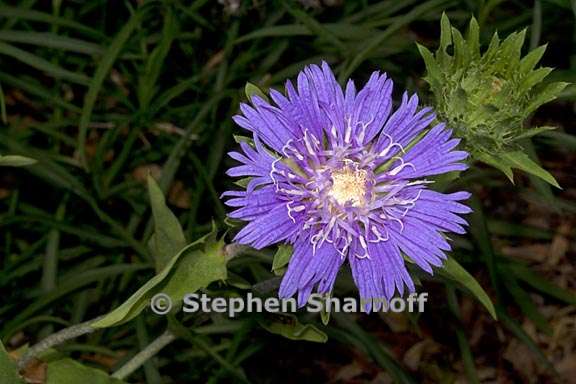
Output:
[[344, 115, 352, 143], [280, 188, 305, 196], [388, 157, 415, 176]]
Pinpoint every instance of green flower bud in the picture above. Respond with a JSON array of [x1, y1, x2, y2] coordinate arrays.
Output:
[[418, 14, 567, 187]]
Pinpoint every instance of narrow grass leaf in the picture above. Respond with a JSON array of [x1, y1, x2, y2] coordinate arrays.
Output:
[[77, 9, 145, 168], [0, 154, 37, 167], [0, 81, 6, 124], [0, 31, 103, 55], [1, 264, 148, 339], [501, 268, 552, 335], [509, 264, 576, 305], [446, 286, 480, 384], [0, 6, 104, 39], [439, 256, 497, 319], [0, 41, 89, 84], [283, 3, 346, 52], [498, 307, 559, 377], [340, 0, 449, 81]]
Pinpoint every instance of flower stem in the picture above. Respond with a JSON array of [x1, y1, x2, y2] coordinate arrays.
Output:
[[112, 330, 176, 380], [17, 316, 103, 370]]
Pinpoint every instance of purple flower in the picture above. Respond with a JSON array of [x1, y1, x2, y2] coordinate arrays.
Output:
[[223, 62, 471, 310]]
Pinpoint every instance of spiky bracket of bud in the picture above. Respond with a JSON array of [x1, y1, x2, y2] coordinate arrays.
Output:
[[418, 13, 566, 187]]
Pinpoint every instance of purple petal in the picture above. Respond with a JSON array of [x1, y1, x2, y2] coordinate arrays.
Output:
[[233, 204, 299, 249]]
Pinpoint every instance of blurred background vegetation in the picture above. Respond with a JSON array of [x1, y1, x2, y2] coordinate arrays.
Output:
[[0, 0, 575, 383]]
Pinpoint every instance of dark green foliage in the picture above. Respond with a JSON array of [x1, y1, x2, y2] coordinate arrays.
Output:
[[418, 13, 568, 185], [1, 1, 575, 383]]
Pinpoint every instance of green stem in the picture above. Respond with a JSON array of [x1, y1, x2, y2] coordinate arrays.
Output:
[[112, 330, 176, 380], [17, 316, 102, 371]]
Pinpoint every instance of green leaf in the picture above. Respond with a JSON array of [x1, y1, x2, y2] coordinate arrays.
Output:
[[271, 244, 293, 276], [226, 272, 252, 289], [319, 294, 332, 326], [540, 131, 576, 151], [160, 233, 227, 306], [244, 82, 268, 103], [512, 126, 556, 141], [0, 154, 37, 167], [233, 177, 252, 189], [508, 264, 576, 305], [451, 27, 468, 69], [476, 150, 561, 188], [235, 23, 374, 43], [137, 10, 177, 110], [0, 31, 104, 55], [168, 318, 249, 383], [501, 266, 552, 335], [0, 264, 148, 340], [446, 287, 480, 384], [482, 32, 500, 64], [0, 340, 23, 384], [439, 13, 452, 60], [500, 150, 560, 188], [0, 6, 104, 38], [0, 81, 6, 124], [439, 256, 497, 320], [417, 43, 442, 87], [147, 175, 186, 272], [526, 81, 569, 113], [77, 8, 145, 168], [498, 308, 559, 376], [236, 24, 311, 42], [475, 152, 514, 183], [46, 358, 125, 384], [466, 17, 480, 59], [282, 2, 346, 52], [339, 0, 448, 82], [332, 313, 417, 383], [520, 67, 553, 93], [519, 44, 547, 74], [258, 313, 327, 343], [92, 230, 226, 328], [0, 41, 90, 85], [232, 134, 253, 145]]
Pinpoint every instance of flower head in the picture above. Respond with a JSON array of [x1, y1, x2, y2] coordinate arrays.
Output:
[[418, 14, 567, 156], [224, 62, 471, 310]]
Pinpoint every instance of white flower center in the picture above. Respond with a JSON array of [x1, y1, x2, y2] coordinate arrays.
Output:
[[328, 167, 368, 207]]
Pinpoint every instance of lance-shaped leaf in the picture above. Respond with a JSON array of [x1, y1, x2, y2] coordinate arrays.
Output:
[[147, 175, 186, 272], [499, 151, 560, 188], [258, 313, 327, 343], [244, 82, 268, 103], [477, 150, 560, 188], [46, 358, 126, 384], [439, 256, 497, 320], [0, 154, 37, 167], [271, 244, 292, 276], [92, 228, 226, 328]]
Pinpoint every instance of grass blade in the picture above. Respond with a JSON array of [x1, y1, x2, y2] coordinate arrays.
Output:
[[77, 8, 145, 168], [0, 31, 104, 55], [0, 41, 90, 84]]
